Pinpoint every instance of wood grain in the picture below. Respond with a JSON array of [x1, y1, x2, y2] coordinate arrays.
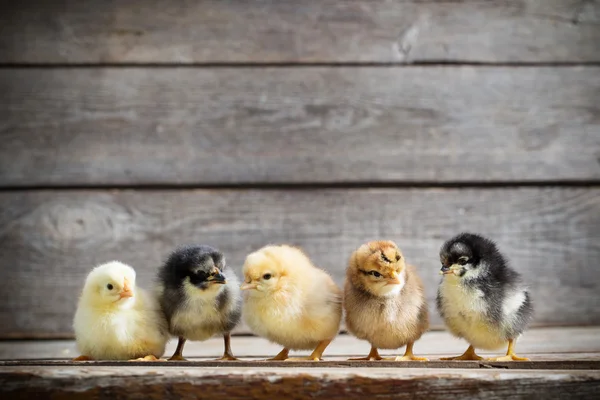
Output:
[[1, 366, 599, 399], [1, 67, 599, 186], [1, 0, 599, 63], [0, 188, 598, 338]]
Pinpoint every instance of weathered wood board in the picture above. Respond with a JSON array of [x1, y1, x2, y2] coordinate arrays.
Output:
[[1, 327, 598, 361], [1, 67, 599, 186], [1, 365, 599, 399], [1, 0, 599, 63], [0, 188, 598, 337]]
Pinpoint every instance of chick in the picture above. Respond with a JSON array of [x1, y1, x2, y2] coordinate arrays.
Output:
[[157, 245, 242, 361], [344, 241, 429, 361], [241, 245, 342, 361], [437, 233, 533, 361], [72, 261, 169, 361]]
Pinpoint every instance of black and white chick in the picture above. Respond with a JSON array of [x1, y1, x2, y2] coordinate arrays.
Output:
[[157, 245, 242, 361], [436, 233, 533, 361]]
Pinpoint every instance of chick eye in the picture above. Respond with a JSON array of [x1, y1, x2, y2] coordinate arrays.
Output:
[[369, 271, 382, 278], [458, 258, 469, 265], [262, 273, 272, 280], [380, 253, 392, 263], [106, 283, 113, 290]]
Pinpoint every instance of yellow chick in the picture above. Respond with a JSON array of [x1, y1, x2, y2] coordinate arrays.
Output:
[[241, 245, 342, 361], [344, 241, 429, 361], [72, 261, 169, 361]]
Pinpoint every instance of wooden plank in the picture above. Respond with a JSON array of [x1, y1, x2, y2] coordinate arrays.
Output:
[[1, 327, 598, 361], [0, 188, 598, 338], [1, 0, 599, 63], [1, 366, 599, 399], [1, 67, 599, 186], [4, 359, 600, 370]]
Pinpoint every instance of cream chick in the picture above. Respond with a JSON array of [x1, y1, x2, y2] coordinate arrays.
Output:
[[241, 245, 342, 361], [73, 261, 169, 361]]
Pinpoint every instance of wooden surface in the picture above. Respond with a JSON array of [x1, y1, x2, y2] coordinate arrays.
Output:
[[1, 67, 599, 186], [1, 327, 598, 361], [1, 0, 599, 64], [0, 188, 598, 338], [2, 366, 598, 400], [1, 328, 600, 399]]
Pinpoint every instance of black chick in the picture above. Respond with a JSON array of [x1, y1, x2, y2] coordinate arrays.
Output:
[[157, 245, 242, 361], [436, 233, 533, 361]]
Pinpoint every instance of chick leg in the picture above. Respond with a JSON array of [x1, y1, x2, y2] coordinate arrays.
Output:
[[286, 339, 332, 361], [72, 355, 93, 361], [486, 339, 530, 361], [388, 342, 429, 361], [168, 337, 188, 361], [440, 345, 484, 361], [267, 348, 290, 361], [215, 332, 238, 361], [348, 345, 383, 361]]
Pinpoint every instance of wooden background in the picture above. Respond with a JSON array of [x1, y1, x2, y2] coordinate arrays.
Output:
[[0, 0, 599, 339]]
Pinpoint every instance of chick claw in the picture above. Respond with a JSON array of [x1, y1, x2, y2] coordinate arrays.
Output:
[[285, 356, 322, 361], [215, 354, 239, 361], [349, 346, 383, 361], [486, 339, 530, 361], [387, 355, 429, 361], [286, 339, 331, 361], [440, 345, 483, 361], [167, 355, 188, 361], [385, 343, 428, 361], [130, 355, 160, 362], [486, 354, 530, 362]]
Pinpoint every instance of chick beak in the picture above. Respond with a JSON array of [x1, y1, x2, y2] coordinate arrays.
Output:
[[240, 282, 258, 290], [208, 273, 227, 285], [387, 271, 401, 285], [440, 265, 458, 275], [119, 279, 133, 299]]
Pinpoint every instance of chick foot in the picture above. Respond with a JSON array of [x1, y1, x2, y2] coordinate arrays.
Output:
[[286, 339, 331, 361], [266, 348, 290, 361], [130, 355, 160, 361], [215, 332, 239, 361], [168, 337, 188, 361], [486, 339, 529, 361], [440, 345, 483, 361], [385, 342, 429, 361], [487, 354, 530, 361], [349, 346, 383, 361], [72, 355, 93, 361], [215, 354, 239, 361], [285, 356, 322, 361]]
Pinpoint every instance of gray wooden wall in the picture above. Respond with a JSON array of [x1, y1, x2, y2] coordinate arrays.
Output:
[[0, 0, 599, 339]]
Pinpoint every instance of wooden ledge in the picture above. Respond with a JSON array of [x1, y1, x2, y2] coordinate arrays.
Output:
[[1, 327, 599, 398], [2, 359, 600, 370], [1, 366, 599, 399]]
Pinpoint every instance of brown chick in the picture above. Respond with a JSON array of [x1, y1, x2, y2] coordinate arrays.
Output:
[[344, 241, 429, 361], [241, 245, 342, 361]]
